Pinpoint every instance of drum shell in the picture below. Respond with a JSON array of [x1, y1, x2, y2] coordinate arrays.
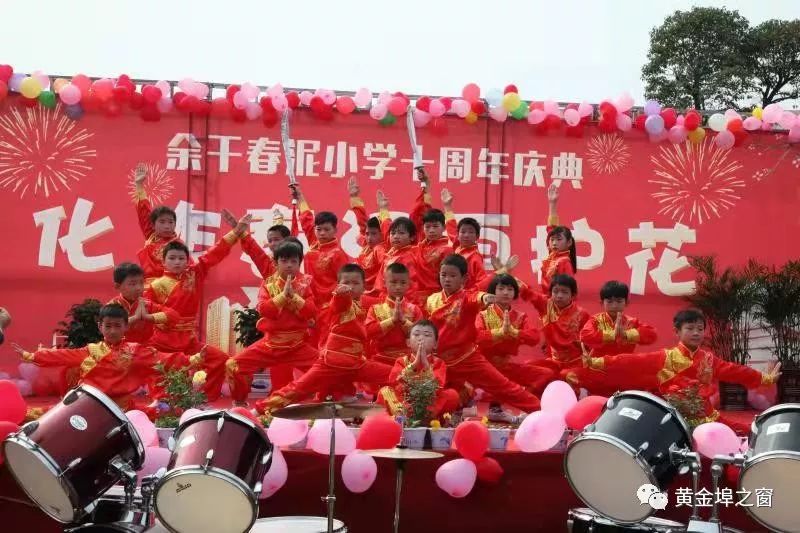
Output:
[[747, 404, 800, 457], [66, 497, 151, 533], [567, 507, 684, 532]]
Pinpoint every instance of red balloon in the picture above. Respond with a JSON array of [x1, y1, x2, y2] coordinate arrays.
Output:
[[475, 456, 504, 484], [140, 105, 161, 122], [0, 381, 27, 424], [309, 96, 325, 112], [0, 64, 13, 83], [229, 407, 263, 428], [262, 107, 279, 127], [142, 85, 162, 104], [439, 97, 452, 111], [504, 84, 518, 95], [430, 117, 448, 137], [193, 99, 210, 116], [660, 108, 677, 129], [598, 117, 617, 133], [0, 420, 19, 465], [173, 92, 187, 106], [211, 97, 232, 117], [727, 118, 743, 133], [315, 103, 335, 121], [116, 74, 132, 87], [634, 114, 647, 131], [470, 101, 486, 115], [112, 85, 132, 104], [565, 396, 608, 430], [336, 96, 356, 115], [598, 101, 617, 118], [20, 96, 38, 108], [286, 91, 300, 109], [454, 421, 489, 462], [178, 95, 198, 113], [684, 111, 701, 131], [129, 92, 145, 110], [416, 96, 431, 112], [226, 84, 241, 103], [356, 414, 402, 450], [231, 107, 247, 123], [0, 80, 7, 101], [545, 114, 561, 130], [529, 101, 544, 111], [388, 97, 408, 116], [733, 129, 748, 147]]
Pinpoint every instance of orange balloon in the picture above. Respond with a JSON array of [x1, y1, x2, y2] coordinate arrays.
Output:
[[465, 111, 478, 125], [53, 78, 69, 93], [687, 127, 706, 144]]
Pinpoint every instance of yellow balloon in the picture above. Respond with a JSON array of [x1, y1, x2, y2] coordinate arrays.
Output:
[[687, 127, 706, 144], [19, 76, 42, 99], [752, 106, 763, 120], [53, 78, 69, 93], [465, 111, 478, 124], [502, 92, 521, 112]]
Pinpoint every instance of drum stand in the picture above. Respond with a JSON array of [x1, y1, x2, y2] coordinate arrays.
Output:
[[670, 446, 736, 533], [109, 458, 138, 510], [323, 403, 339, 533]]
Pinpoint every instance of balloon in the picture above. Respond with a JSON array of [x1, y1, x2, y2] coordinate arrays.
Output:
[[668, 126, 688, 144], [752, 106, 763, 120], [616, 113, 632, 132], [461, 83, 481, 103], [233, 90, 250, 110], [18, 363, 40, 382], [714, 130, 735, 149], [91, 79, 114, 102], [353, 88, 372, 108], [0, 421, 20, 465], [643, 99, 661, 116], [779, 111, 797, 130], [453, 421, 489, 462], [726, 118, 743, 133], [65, 104, 84, 120], [565, 396, 607, 430], [489, 106, 508, 122], [388, 96, 408, 116], [286, 92, 300, 109], [789, 124, 800, 144], [675, 114, 685, 126], [225, 84, 241, 102], [0, 381, 27, 423], [470, 100, 486, 115], [615, 93, 634, 113], [693, 422, 741, 459], [267, 83, 284, 98], [60, 84, 82, 105], [297, 90, 313, 106], [475, 456, 504, 484], [503, 84, 518, 95], [239, 82, 258, 100], [541, 380, 577, 417], [341, 451, 377, 493], [318, 90, 337, 106], [259, 447, 288, 498], [577, 102, 593, 118], [644, 115, 665, 135], [723, 109, 741, 122], [510, 102, 529, 120], [153, 80, 170, 97], [125, 410, 158, 447], [142, 85, 162, 104], [377, 91, 392, 105], [379, 112, 397, 126], [502, 92, 521, 112], [412, 109, 432, 128], [464, 111, 478, 124], [137, 447, 170, 484], [307, 419, 355, 455], [742, 116, 762, 131], [177, 78, 194, 94], [356, 415, 402, 450], [0, 65, 12, 83], [336, 96, 356, 115], [13, 379, 32, 397], [542, 100, 560, 117], [268, 417, 309, 446], [684, 111, 701, 131], [527, 109, 546, 125], [451, 99, 470, 118], [649, 130, 668, 143], [564, 109, 580, 127], [485, 88, 503, 107], [129, 92, 144, 110], [272, 93, 289, 113], [369, 103, 388, 121], [229, 407, 263, 428], [429, 99, 445, 117], [762, 103, 782, 124], [435, 458, 477, 498], [156, 97, 173, 113], [19, 77, 42, 99], [515, 410, 566, 452], [415, 96, 431, 112], [660, 108, 677, 129], [707, 113, 726, 132], [178, 408, 203, 425], [0, 80, 10, 101]]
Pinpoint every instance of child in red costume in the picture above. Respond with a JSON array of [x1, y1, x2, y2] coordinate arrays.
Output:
[[539, 183, 577, 294], [348, 178, 391, 295], [107, 262, 178, 344]]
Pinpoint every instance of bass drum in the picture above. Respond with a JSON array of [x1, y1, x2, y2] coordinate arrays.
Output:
[[250, 516, 347, 532]]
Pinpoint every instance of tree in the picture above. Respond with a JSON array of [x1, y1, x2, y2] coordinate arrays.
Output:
[[642, 7, 750, 110], [741, 19, 800, 106]]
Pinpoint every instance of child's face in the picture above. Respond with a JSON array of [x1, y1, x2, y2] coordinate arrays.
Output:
[[423, 221, 445, 241], [602, 297, 627, 316], [551, 285, 574, 308], [408, 325, 437, 354], [439, 264, 465, 294], [390, 227, 412, 248], [494, 284, 516, 306], [386, 271, 410, 299], [458, 225, 478, 247], [164, 250, 189, 274], [548, 232, 572, 253], [676, 320, 705, 350], [276, 257, 301, 278], [339, 272, 365, 298], [99, 317, 128, 344], [366, 227, 383, 247], [266, 231, 286, 252], [116, 275, 145, 302], [154, 214, 176, 239], [315, 222, 337, 243]]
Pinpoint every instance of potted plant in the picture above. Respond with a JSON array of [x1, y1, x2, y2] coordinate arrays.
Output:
[[54, 299, 103, 393], [399, 368, 439, 449], [753, 261, 800, 403], [429, 414, 455, 450], [684, 256, 758, 410], [153, 364, 208, 446]]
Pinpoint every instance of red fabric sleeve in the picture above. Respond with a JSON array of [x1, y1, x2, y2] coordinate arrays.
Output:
[[194, 234, 235, 278], [628, 318, 658, 346], [330, 292, 353, 314], [446, 218, 458, 246], [409, 188, 432, 237], [713, 357, 764, 389], [430, 357, 448, 387], [579, 317, 607, 348], [240, 234, 275, 279], [517, 313, 540, 346], [30, 347, 88, 368], [147, 300, 179, 327], [136, 198, 154, 239], [300, 205, 317, 247]]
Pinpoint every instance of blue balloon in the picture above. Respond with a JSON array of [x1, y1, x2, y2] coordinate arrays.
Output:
[[486, 88, 503, 107], [65, 104, 84, 121]]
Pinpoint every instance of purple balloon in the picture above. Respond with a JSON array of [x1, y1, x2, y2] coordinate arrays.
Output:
[[644, 114, 665, 135], [65, 104, 84, 120], [643, 99, 661, 116], [9, 73, 26, 92]]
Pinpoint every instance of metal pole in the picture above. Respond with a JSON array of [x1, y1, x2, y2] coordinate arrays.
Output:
[[393, 460, 406, 533], [325, 409, 337, 533]]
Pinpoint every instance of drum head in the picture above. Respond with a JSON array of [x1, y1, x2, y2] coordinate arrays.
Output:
[[155, 469, 256, 533], [3, 438, 75, 522], [565, 437, 655, 523], [251, 516, 347, 532], [739, 454, 800, 533]]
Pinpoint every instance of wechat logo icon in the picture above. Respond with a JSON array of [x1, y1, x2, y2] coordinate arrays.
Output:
[[637, 484, 668, 510]]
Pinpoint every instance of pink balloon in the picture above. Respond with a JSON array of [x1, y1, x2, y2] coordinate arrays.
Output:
[[267, 417, 309, 446], [435, 458, 477, 498], [693, 422, 740, 459], [743, 116, 762, 131], [318, 90, 337, 106], [412, 109, 432, 127], [388, 96, 409, 116], [307, 419, 355, 455], [192, 82, 209, 99], [615, 113, 632, 131], [761, 121, 773, 131], [762, 104, 782, 124], [489, 106, 508, 123], [233, 90, 250, 110], [0, 380, 27, 424], [564, 108, 580, 127], [543, 100, 560, 116], [220, 382, 231, 397], [246, 102, 263, 120], [369, 103, 388, 121], [259, 447, 288, 498], [668, 126, 688, 144], [540, 380, 577, 417], [126, 410, 158, 447], [18, 363, 40, 382], [577, 102, 593, 118], [59, 84, 81, 105], [341, 451, 377, 493], [241, 82, 259, 99], [675, 115, 685, 126], [156, 98, 173, 113], [137, 447, 170, 484], [179, 408, 203, 426], [724, 109, 741, 122], [429, 99, 445, 117], [353, 88, 372, 108], [649, 130, 669, 143], [461, 83, 481, 103], [747, 391, 771, 411], [377, 91, 392, 105], [14, 379, 32, 398], [451, 99, 471, 118], [514, 411, 566, 452], [336, 96, 356, 115], [92, 78, 114, 101], [527, 109, 546, 124], [32, 70, 49, 89], [615, 93, 634, 112], [267, 84, 284, 98], [789, 124, 800, 143], [714, 130, 735, 149], [272, 93, 289, 113], [298, 91, 313, 106], [779, 111, 797, 130], [178, 78, 195, 94], [155, 80, 171, 97]]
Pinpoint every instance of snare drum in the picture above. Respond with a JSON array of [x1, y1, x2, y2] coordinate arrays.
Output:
[[154, 410, 272, 533], [564, 391, 692, 524], [251, 516, 347, 532], [2, 385, 145, 523], [739, 403, 800, 533]]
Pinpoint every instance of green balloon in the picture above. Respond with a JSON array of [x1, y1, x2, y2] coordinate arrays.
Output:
[[379, 112, 397, 127], [511, 101, 528, 120], [38, 90, 57, 109]]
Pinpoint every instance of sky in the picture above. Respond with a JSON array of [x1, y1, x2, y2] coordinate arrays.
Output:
[[2, 0, 798, 104]]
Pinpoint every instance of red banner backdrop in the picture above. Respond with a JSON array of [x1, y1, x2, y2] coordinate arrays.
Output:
[[1, 97, 798, 376]]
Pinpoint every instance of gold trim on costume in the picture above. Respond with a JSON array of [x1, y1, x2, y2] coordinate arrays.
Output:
[[151, 312, 168, 324], [379, 386, 402, 416], [149, 276, 178, 302], [625, 329, 640, 343], [656, 347, 693, 385], [350, 197, 365, 208]]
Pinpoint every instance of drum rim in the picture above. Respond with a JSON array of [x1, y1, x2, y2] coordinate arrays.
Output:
[[154, 465, 258, 532], [564, 432, 658, 525], [567, 507, 685, 528], [175, 408, 269, 441], [2, 434, 81, 523], [76, 384, 146, 468], [609, 390, 692, 442], [738, 451, 800, 532], [750, 403, 800, 436]]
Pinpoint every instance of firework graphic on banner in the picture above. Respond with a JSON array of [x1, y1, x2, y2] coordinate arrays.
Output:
[[586, 134, 631, 175], [126, 162, 175, 206], [747, 134, 800, 181], [649, 139, 745, 225], [0, 105, 96, 198]]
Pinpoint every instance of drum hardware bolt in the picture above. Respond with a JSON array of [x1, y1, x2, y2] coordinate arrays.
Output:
[[660, 413, 672, 425], [63, 389, 80, 405], [105, 425, 123, 439], [261, 453, 271, 465], [168, 437, 176, 452], [203, 449, 214, 470], [216, 417, 225, 433], [21, 421, 39, 435], [59, 457, 82, 477], [254, 481, 263, 495], [605, 397, 616, 410]]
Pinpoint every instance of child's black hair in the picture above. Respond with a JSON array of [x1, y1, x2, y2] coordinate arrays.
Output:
[[386, 262, 409, 275], [338, 263, 365, 281], [113, 262, 144, 284], [457, 217, 481, 235], [268, 225, 291, 238], [366, 217, 381, 231], [389, 217, 417, 239], [550, 273, 578, 295], [488, 274, 520, 299], [548, 226, 577, 272], [673, 309, 706, 329], [314, 211, 338, 228], [149, 206, 177, 226], [99, 303, 129, 323], [162, 241, 191, 259], [599, 280, 629, 301], [422, 209, 446, 226], [441, 254, 468, 277], [274, 241, 304, 262], [411, 319, 439, 340]]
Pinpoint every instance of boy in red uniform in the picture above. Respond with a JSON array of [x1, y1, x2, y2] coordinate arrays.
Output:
[[540, 183, 576, 294], [257, 264, 393, 413], [365, 263, 424, 366], [374, 216, 420, 299], [441, 190, 491, 291], [225, 241, 319, 405], [107, 262, 178, 345], [567, 309, 781, 427], [348, 178, 391, 295], [378, 320, 460, 419], [426, 255, 542, 413], [13, 304, 202, 410]]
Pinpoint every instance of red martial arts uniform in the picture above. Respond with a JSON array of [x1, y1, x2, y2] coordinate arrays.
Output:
[[351, 196, 390, 295], [523, 288, 590, 373], [378, 355, 460, 418], [540, 214, 575, 294], [365, 297, 424, 365], [107, 295, 179, 345], [374, 244, 420, 301], [299, 200, 350, 310], [134, 185, 189, 285], [225, 273, 319, 402], [476, 305, 554, 395], [580, 312, 658, 358], [257, 291, 393, 412], [445, 218, 490, 291], [425, 290, 541, 411]]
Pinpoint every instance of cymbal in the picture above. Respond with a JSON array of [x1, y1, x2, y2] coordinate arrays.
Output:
[[272, 402, 383, 420], [364, 447, 444, 460]]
